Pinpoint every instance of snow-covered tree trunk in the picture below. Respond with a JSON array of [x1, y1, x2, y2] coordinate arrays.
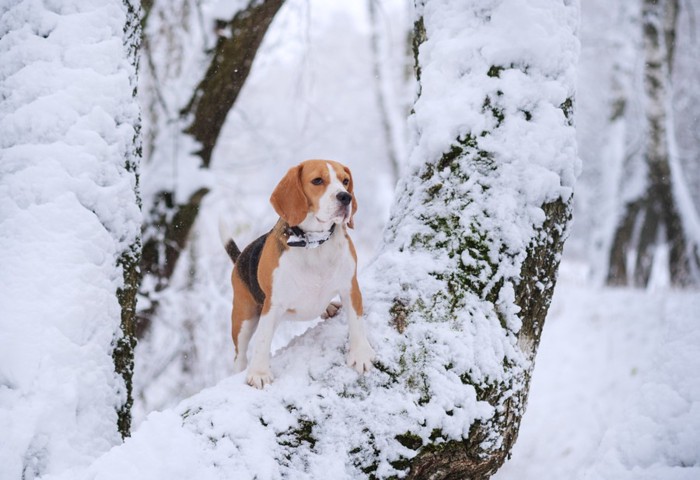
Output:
[[114, 0, 143, 439], [0, 0, 142, 477], [369, 0, 579, 476], [138, 0, 284, 334], [606, 0, 700, 286]]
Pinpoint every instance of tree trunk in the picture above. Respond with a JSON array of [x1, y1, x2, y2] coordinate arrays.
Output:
[[402, 198, 571, 479], [371, 1, 578, 476], [587, 1, 641, 283], [606, 0, 699, 286], [367, 0, 409, 183], [0, 0, 143, 475], [138, 0, 284, 336], [113, 0, 143, 438], [181, 0, 284, 168]]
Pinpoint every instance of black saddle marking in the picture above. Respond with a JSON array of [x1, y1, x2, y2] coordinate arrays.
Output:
[[235, 232, 269, 306]]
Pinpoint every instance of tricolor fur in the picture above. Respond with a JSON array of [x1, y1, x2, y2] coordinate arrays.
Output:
[[223, 160, 376, 388]]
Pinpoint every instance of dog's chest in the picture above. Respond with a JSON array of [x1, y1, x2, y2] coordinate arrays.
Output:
[[272, 233, 354, 319]]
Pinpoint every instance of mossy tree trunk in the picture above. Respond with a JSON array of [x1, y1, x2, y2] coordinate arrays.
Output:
[[402, 199, 571, 479], [113, 0, 143, 439], [379, 2, 578, 477], [606, 0, 700, 287], [138, 0, 284, 335]]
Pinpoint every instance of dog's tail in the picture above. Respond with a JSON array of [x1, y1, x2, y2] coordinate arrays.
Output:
[[218, 218, 241, 263]]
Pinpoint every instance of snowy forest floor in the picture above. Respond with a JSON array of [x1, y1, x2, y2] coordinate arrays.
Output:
[[494, 261, 700, 480], [122, 257, 700, 480]]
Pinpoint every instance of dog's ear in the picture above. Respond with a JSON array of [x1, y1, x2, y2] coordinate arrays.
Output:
[[344, 166, 358, 229], [270, 164, 308, 226]]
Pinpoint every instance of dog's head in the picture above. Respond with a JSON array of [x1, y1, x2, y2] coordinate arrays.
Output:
[[270, 160, 358, 228]]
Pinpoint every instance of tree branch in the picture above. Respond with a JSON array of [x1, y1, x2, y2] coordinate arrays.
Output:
[[138, 0, 285, 335]]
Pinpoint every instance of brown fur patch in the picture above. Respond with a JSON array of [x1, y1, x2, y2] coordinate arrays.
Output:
[[270, 165, 308, 226], [298, 160, 332, 216], [257, 220, 288, 315], [231, 269, 261, 351], [341, 165, 358, 228], [351, 276, 363, 316], [347, 235, 363, 315]]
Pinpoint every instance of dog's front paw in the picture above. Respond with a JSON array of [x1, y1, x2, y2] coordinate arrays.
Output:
[[246, 369, 274, 389], [321, 301, 342, 319], [347, 342, 376, 374]]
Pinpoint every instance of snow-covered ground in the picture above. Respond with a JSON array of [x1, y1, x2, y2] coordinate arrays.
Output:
[[495, 262, 700, 480], [40, 260, 700, 480]]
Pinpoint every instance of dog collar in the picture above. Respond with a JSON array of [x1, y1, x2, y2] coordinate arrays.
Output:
[[286, 223, 336, 248]]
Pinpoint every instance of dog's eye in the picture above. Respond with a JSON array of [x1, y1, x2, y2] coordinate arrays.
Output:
[[311, 177, 324, 186], [343, 178, 350, 186]]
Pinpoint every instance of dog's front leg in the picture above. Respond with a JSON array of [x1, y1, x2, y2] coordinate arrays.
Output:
[[233, 317, 259, 373], [246, 306, 280, 388], [343, 277, 375, 373]]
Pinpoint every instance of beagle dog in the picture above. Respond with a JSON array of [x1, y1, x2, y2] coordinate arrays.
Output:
[[222, 160, 376, 388]]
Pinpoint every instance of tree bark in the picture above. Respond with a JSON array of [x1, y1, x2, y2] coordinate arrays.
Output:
[[110, 0, 143, 439], [402, 170, 571, 480], [181, 0, 284, 169], [589, 0, 641, 284], [138, 0, 284, 336]]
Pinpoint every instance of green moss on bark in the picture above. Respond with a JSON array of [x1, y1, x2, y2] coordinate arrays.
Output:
[[560, 97, 574, 125], [279, 418, 316, 450], [412, 17, 427, 87]]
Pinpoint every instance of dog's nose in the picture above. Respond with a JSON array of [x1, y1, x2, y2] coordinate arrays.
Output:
[[336, 192, 352, 206]]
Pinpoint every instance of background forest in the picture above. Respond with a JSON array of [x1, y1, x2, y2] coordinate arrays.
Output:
[[1, 0, 699, 479]]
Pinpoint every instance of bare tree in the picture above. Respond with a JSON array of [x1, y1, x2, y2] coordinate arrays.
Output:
[[607, 0, 700, 286], [138, 0, 285, 334], [367, 0, 411, 182], [585, 0, 641, 282]]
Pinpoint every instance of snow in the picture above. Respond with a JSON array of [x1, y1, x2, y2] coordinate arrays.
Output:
[[0, 1, 140, 478], [39, 264, 700, 480], [494, 264, 700, 480]]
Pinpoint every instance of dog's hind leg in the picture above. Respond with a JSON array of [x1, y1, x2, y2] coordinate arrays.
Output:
[[233, 316, 259, 373], [231, 271, 261, 373]]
